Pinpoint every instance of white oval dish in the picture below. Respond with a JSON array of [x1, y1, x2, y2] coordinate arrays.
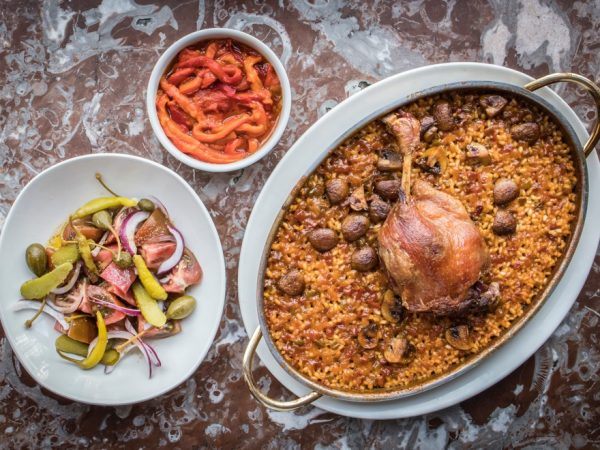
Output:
[[146, 28, 292, 173], [238, 63, 600, 419], [0, 154, 227, 405]]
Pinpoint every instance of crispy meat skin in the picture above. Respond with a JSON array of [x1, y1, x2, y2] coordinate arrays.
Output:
[[378, 179, 490, 315], [379, 110, 489, 315]]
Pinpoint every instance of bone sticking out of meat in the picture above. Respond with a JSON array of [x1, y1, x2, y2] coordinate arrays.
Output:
[[381, 111, 421, 198]]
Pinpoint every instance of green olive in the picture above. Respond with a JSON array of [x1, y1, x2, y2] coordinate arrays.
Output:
[[137, 198, 155, 212], [166, 295, 196, 320], [91, 210, 112, 231], [113, 252, 133, 269], [26, 243, 48, 277]]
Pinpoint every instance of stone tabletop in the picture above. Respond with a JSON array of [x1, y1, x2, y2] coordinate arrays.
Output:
[[0, 1, 598, 448]]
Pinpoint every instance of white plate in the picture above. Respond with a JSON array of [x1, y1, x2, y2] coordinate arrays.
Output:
[[238, 63, 600, 419], [0, 154, 227, 405]]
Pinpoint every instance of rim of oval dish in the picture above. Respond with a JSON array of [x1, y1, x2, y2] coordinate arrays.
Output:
[[237, 62, 600, 419], [0, 153, 227, 405], [146, 28, 292, 173]]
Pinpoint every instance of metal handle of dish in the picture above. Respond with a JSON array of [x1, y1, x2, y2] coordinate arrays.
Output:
[[524, 72, 600, 158], [242, 327, 322, 411]]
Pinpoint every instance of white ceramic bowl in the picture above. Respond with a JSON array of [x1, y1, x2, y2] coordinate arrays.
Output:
[[146, 28, 292, 173], [238, 63, 600, 419], [0, 154, 227, 405]]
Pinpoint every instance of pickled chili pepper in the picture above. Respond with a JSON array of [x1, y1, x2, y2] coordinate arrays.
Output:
[[56, 311, 107, 369], [55, 335, 119, 366], [70, 217, 98, 275], [72, 197, 137, 219], [94, 173, 120, 196], [133, 255, 167, 301]]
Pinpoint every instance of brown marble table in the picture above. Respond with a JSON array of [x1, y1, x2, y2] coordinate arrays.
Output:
[[1, 1, 598, 448]]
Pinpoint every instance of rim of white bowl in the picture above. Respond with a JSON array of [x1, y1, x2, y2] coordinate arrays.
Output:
[[146, 28, 292, 173], [0, 153, 227, 405]]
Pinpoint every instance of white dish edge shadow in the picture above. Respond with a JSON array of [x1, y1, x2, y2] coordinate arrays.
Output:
[[146, 28, 292, 173], [0, 154, 227, 405], [238, 62, 600, 419]]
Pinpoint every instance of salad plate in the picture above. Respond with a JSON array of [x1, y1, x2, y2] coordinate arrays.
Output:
[[0, 153, 227, 405]]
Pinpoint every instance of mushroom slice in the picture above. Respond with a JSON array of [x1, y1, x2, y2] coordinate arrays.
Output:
[[377, 150, 403, 172], [381, 289, 404, 323], [383, 336, 412, 364], [445, 324, 472, 351], [348, 185, 368, 211], [465, 143, 491, 165], [357, 323, 379, 349], [479, 95, 508, 118]]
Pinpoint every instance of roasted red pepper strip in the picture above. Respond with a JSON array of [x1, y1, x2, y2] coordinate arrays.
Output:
[[205, 42, 218, 59], [237, 102, 268, 136], [201, 71, 217, 88], [177, 56, 243, 84], [167, 67, 195, 86], [160, 78, 199, 119], [167, 102, 192, 130], [224, 137, 244, 154], [157, 94, 246, 163], [192, 113, 251, 143], [179, 72, 204, 95], [264, 64, 280, 89], [247, 138, 259, 153], [176, 48, 202, 65], [243, 55, 263, 92]]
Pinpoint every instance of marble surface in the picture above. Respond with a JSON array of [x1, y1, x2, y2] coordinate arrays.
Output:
[[0, 0, 598, 448]]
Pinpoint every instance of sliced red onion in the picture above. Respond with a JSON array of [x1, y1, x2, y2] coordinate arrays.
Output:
[[51, 261, 82, 295], [90, 298, 141, 316], [142, 340, 161, 367], [124, 319, 161, 367], [13, 300, 69, 330], [88, 330, 135, 356], [147, 195, 169, 217], [91, 231, 109, 257], [119, 210, 149, 254], [90, 329, 155, 378], [157, 225, 184, 274]]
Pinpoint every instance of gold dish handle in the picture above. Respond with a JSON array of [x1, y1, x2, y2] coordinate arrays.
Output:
[[524, 72, 600, 158], [242, 327, 322, 411]]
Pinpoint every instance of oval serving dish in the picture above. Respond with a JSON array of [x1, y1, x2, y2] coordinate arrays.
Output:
[[240, 65, 600, 411]]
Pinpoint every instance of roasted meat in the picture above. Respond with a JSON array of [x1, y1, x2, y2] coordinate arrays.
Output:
[[378, 110, 492, 315], [378, 180, 490, 314]]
